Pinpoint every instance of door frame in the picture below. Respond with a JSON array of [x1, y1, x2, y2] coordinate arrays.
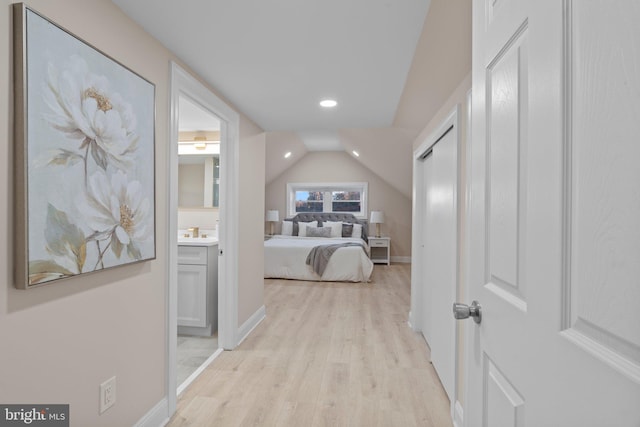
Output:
[[166, 62, 240, 415], [410, 105, 462, 422]]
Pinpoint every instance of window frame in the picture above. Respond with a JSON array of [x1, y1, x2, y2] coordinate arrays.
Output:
[[287, 182, 368, 218]]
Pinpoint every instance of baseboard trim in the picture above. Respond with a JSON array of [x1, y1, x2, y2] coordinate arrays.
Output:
[[236, 305, 266, 346], [133, 397, 169, 427], [391, 256, 411, 263], [408, 311, 415, 330], [453, 400, 464, 427]]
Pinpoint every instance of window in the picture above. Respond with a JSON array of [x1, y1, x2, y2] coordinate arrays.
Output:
[[331, 191, 361, 212], [295, 190, 324, 212], [287, 182, 368, 218]]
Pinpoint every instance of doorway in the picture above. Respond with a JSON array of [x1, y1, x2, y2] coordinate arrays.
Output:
[[175, 96, 221, 390], [167, 62, 240, 415]]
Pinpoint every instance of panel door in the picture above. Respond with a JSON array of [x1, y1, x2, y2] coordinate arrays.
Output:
[[466, 0, 640, 426]]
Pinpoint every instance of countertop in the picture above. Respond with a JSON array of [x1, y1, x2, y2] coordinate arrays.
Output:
[[178, 229, 218, 246]]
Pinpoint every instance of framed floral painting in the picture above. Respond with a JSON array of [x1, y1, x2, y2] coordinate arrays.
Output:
[[13, 4, 156, 288]]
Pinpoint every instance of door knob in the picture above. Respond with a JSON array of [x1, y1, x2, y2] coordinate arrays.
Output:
[[453, 301, 482, 324]]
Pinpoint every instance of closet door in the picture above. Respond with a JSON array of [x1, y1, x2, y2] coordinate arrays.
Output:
[[422, 126, 458, 402]]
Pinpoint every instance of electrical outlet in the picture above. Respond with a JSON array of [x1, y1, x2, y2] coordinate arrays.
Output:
[[99, 376, 116, 414]]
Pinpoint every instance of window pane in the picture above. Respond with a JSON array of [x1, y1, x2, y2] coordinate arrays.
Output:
[[332, 201, 361, 212], [295, 191, 323, 213], [332, 191, 361, 201], [331, 191, 361, 212]]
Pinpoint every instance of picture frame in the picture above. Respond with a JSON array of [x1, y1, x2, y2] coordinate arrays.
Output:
[[13, 3, 156, 289]]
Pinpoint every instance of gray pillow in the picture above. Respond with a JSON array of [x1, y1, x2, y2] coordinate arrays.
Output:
[[341, 223, 354, 237], [306, 227, 332, 238]]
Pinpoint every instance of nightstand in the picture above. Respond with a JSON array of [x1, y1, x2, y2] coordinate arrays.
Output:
[[369, 237, 391, 265]]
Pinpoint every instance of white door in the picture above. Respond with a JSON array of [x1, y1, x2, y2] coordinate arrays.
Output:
[[465, 1, 640, 426], [421, 153, 434, 346], [422, 125, 458, 402]]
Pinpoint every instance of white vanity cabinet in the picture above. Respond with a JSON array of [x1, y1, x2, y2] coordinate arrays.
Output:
[[177, 243, 218, 336]]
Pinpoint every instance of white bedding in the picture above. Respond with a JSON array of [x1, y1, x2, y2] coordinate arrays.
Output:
[[264, 235, 373, 282]]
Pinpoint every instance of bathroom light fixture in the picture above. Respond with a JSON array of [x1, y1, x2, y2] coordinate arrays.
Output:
[[284, 151, 292, 159], [177, 135, 220, 155], [177, 136, 219, 144], [193, 135, 207, 149], [352, 150, 360, 157], [319, 99, 337, 108]]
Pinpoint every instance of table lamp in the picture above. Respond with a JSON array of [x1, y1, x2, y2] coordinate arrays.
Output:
[[370, 211, 385, 238], [266, 210, 279, 235]]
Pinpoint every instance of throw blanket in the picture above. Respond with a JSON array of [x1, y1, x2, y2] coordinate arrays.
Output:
[[305, 242, 365, 276]]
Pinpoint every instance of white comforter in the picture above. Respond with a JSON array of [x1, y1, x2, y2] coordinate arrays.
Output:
[[264, 236, 373, 282]]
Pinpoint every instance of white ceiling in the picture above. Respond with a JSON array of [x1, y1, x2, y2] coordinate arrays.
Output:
[[111, 0, 431, 132], [178, 96, 220, 132]]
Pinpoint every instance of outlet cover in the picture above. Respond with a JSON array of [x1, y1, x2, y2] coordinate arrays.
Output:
[[99, 376, 116, 414]]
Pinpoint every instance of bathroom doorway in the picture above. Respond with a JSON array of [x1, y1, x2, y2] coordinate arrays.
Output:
[[175, 95, 221, 390], [167, 62, 240, 416]]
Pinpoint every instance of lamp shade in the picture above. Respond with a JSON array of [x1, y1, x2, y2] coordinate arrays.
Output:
[[370, 211, 385, 224], [266, 210, 279, 222]]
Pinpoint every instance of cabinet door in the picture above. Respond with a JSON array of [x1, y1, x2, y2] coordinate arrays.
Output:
[[177, 264, 207, 327]]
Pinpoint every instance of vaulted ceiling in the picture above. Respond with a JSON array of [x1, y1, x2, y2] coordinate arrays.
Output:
[[111, 0, 471, 197]]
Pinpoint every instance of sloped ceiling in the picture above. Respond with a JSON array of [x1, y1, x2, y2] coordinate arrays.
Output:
[[265, 132, 308, 184], [266, 128, 415, 198], [338, 128, 415, 198], [111, 0, 431, 131], [112, 0, 471, 197], [265, 0, 471, 198], [393, 0, 472, 131]]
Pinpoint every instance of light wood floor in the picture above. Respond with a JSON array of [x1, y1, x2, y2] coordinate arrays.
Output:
[[168, 264, 453, 427]]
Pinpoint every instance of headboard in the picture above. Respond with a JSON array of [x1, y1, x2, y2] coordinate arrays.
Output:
[[285, 213, 369, 242]]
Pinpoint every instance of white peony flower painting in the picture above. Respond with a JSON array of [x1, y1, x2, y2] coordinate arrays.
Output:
[[15, 5, 156, 288]]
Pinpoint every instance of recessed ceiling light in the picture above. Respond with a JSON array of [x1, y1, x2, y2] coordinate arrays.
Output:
[[284, 151, 292, 159], [319, 99, 337, 108], [352, 150, 360, 157]]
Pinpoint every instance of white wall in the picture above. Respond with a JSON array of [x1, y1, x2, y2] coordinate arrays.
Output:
[[177, 208, 219, 230], [0, 1, 265, 425], [238, 126, 266, 323]]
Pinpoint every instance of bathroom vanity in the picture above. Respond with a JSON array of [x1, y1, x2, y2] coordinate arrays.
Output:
[[177, 234, 218, 337]]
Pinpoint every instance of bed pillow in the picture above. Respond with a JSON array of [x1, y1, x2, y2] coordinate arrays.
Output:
[[306, 227, 332, 238], [322, 221, 343, 238], [351, 223, 363, 239], [297, 221, 318, 237], [341, 223, 354, 238], [281, 221, 293, 236]]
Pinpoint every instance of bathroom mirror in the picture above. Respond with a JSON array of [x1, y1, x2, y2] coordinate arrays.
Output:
[[178, 95, 221, 209], [178, 152, 219, 208]]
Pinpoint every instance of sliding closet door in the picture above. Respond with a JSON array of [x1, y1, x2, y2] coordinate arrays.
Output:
[[421, 127, 458, 402]]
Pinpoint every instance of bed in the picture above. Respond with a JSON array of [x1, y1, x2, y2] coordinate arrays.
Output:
[[264, 213, 374, 282]]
